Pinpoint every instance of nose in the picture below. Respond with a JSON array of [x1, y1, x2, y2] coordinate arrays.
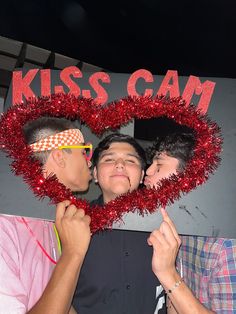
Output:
[[146, 163, 155, 175], [115, 158, 125, 168]]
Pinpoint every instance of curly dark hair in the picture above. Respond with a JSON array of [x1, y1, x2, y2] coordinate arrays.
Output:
[[147, 131, 196, 171]]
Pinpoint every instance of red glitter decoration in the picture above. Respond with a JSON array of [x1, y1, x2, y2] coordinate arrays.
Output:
[[0, 93, 222, 233]]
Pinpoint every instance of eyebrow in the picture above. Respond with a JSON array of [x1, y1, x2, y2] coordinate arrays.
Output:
[[100, 152, 141, 159], [153, 155, 165, 161]]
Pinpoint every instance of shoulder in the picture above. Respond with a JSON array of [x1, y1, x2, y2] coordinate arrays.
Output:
[[215, 238, 236, 264], [0, 214, 22, 240], [179, 235, 235, 253], [0, 213, 20, 224], [0, 214, 53, 249], [179, 235, 236, 268], [0, 215, 23, 275], [197, 237, 236, 256], [0, 214, 50, 234]]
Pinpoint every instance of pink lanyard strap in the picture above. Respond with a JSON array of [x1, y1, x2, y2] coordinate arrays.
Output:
[[21, 217, 57, 265]]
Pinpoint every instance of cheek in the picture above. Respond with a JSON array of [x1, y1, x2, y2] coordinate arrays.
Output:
[[150, 171, 163, 183], [156, 167, 174, 181], [97, 166, 110, 182], [72, 159, 87, 178], [128, 167, 142, 183]]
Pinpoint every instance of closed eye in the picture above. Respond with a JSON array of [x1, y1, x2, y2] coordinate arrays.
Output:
[[156, 164, 161, 172], [125, 159, 136, 163], [103, 158, 115, 162]]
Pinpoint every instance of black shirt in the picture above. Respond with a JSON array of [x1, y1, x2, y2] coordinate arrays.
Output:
[[73, 196, 166, 314]]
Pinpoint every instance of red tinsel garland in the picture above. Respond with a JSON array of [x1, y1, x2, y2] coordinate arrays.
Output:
[[0, 93, 222, 233]]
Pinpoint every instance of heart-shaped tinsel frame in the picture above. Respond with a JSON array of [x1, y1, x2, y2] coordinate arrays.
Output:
[[0, 93, 222, 233]]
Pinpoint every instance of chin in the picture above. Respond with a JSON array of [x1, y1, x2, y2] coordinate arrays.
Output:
[[72, 184, 89, 192], [144, 181, 154, 189], [144, 184, 151, 189], [112, 187, 130, 197]]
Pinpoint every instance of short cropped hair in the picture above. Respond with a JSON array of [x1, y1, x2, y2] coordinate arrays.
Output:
[[23, 117, 79, 165], [148, 132, 196, 171], [92, 133, 147, 170]]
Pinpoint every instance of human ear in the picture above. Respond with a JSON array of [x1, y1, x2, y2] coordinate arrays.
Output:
[[51, 149, 66, 168], [93, 166, 98, 183], [140, 170, 145, 183]]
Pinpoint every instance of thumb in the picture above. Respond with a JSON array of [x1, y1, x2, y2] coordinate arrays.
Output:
[[55, 200, 71, 224], [147, 236, 153, 246]]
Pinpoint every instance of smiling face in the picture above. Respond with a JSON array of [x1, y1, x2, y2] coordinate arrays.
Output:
[[144, 152, 179, 189], [93, 142, 144, 203]]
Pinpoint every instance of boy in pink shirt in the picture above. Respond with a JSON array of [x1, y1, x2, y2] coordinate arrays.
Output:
[[0, 107, 92, 313], [0, 215, 60, 313]]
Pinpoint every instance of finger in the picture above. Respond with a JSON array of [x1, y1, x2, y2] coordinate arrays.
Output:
[[147, 233, 158, 246], [159, 221, 180, 248], [147, 237, 152, 246], [83, 215, 91, 225], [148, 229, 168, 247], [160, 208, 180, 242], [74, 208, 85, 218], [64, 204, 78, 217], [56, 200, 71, 222], [160, 207, 170, 222]]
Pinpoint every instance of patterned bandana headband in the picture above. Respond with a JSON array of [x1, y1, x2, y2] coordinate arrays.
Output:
[[29, 129, 84, 152]]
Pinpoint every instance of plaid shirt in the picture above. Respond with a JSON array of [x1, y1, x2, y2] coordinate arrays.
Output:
[[176, 236, 236, 313]]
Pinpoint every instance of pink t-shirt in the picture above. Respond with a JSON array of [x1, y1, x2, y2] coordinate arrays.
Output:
[[0, 214, 60, 313]]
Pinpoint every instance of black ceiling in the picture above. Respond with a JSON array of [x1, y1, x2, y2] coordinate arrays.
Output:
[[1, 0, 236, 78]]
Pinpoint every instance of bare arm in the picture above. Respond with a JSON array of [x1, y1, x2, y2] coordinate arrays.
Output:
[[166, 297, 178, 314], [148, 208, 215, 314], [28, 201, 90, 314]]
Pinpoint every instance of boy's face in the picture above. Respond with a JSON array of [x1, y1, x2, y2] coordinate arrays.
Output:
[[63, 144, 92, 191], [49, 142, 92, 192], [93, 142, 144, 203], [144, 152, 179, 189]]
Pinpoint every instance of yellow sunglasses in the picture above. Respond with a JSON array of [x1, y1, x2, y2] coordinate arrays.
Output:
[[59, 143, 93, 161]]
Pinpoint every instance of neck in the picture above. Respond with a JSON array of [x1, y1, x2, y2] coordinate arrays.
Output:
[[103, 192, 121, 204]]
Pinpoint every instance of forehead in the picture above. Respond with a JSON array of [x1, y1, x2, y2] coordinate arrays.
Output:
[[154, 152, 179, 165], [100, 142, 138, 156]]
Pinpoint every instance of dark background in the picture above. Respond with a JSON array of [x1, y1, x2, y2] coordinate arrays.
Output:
[[1, 0, 235, 140], [1, 4, 236, 236], [0, 0, 235, 78]]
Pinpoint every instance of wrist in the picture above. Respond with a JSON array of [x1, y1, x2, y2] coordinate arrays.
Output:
[[60, 249, 85, 264], [165, 277, 184, 294], [157, 269, 181, 289]]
